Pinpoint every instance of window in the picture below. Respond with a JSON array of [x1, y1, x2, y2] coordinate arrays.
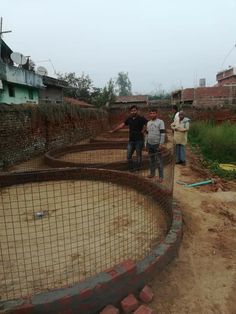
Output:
[[8, 84, 15, 97], [28, 89, 34, 100]]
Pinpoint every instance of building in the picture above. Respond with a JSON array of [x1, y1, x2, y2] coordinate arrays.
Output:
[[110, 95, 148, 108], [0, 39, 44, 104], [216, 67, 236, 86], [172, 68, 236, 108], [64, 97, 94, 108], [39, 76, 68, 103], [0, 39, 67, 105]]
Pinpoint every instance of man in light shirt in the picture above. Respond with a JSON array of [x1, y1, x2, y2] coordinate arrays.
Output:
[[172, 105, 179, 122], [171, 110, 190, 165], [146, 108, 165, 182]]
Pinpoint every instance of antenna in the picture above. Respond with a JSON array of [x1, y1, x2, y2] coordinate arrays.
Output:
[[36, 59, 57, 75], [10, 52, 27, 65], [36, 66, 48, 76], [0, 17, 12, 60], [220, 43, 236, 69]]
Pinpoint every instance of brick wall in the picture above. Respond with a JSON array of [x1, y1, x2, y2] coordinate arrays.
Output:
[[182, 88, 194, 101], [1, 103, 236, 169], [108, 105, 236, 129], [0, 106, 108, 169], [194, 86, 229, 98], [217, 76, 236, 86], [173, 85, 236, 108]]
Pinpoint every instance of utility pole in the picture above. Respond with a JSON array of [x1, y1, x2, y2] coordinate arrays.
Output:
[[0, 17, 12, 60]]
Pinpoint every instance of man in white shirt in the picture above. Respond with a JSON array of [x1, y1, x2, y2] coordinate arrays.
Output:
[[146, 108, 165, 182], [172, 105, 179, 122], [171, 110, 190, 165]]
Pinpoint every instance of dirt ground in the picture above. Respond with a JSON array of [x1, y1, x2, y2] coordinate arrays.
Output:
[[149, 147, 236, 314]]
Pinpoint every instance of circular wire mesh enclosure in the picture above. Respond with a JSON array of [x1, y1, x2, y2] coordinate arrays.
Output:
[[45, 142, 145, 169], [0, 169, 170, 300], [45, 142, 175, 192]]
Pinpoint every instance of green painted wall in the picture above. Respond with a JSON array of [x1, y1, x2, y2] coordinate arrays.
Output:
[[0, 81, 39, 104]]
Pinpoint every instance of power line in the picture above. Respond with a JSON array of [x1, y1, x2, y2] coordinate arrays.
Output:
[[220, 43, 236, 69]]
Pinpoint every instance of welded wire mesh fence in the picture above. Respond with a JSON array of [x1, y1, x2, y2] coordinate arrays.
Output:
[[0, 129, 175, 301], [0, 172, 169, 300]]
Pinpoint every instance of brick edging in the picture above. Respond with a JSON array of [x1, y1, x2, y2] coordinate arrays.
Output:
[[44, 142, 173, 170]]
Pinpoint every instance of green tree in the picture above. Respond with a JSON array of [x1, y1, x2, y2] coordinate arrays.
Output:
[[91, 79, 116, 107], [57, 72, 93, 101], [148, 84, 171, 100], [116, 72, 132, 96]]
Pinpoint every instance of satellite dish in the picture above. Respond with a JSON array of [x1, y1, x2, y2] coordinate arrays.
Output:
[[36, 66, 48, 76], [10, 52, 27, 65]]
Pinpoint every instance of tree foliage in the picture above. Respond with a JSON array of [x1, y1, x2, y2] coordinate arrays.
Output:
[[116, 72, 132, 96], [57, 72, 93, 101], [57, 72, 116, 107], [91, 79, 116, 107]]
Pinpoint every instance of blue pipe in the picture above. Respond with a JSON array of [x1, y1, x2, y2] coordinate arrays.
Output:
[[186, 179, 214, 188]]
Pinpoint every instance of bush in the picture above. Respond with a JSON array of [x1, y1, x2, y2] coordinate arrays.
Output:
[[189, 121, 236, 179], [189, 121, 236, 163]]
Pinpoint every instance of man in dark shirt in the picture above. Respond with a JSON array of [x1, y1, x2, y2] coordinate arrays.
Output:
[[110, 105, 147, 171]]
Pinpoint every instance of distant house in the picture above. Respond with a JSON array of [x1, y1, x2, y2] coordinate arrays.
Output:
[[0, 39, 44, 104], [110, 95, 148, 108], [39, 76, 68, 103], [171, 67, 236, 108], [64, 97, 94, 108], [216, 67, 236, 86]]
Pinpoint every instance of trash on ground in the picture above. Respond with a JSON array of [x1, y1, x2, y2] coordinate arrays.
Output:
[[219, 163, 236, 172]]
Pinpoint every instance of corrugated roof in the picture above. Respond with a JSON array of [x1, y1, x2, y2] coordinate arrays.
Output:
[[43, 76, 68, 88], [64, 97, 93, 108], [115, 95, 148, 103]]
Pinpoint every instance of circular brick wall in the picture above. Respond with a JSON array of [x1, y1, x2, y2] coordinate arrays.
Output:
[[0, 168, 182, 314]]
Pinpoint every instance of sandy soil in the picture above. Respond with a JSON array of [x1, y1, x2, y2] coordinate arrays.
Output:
[[0, 180, 167, 300], [149, 147, 236, 314]]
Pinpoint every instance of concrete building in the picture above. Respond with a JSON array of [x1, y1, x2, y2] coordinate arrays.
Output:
[[39, 76, 68, 103], [0, 39, 67, 105], [0, 39, 44, 104]]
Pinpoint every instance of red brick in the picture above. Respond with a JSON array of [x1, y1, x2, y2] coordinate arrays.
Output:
[[59, 295, 72, 306], [107, 268, 119, 279], [79, 287, 93, 299], [139, 285, 154, 303], [134, 305, 155, 314], [121, 294, 139, 313], [14, 303, 34, 314], [120, 260, 136, 273], [100, 304, 120, 314]]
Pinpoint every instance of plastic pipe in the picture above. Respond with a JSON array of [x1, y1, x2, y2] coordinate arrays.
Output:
[[186, 179, 214, 188]]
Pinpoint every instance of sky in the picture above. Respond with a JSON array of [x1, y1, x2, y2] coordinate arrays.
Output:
[[1, 0, 236, 94]]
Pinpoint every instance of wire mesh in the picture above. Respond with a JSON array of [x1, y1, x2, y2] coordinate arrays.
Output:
[[0, 156, 51, 173], [0, 175, 168, 300], [0, 127, 175, 301], [57, 149, 149, 164], [46, 145, 174, 192]]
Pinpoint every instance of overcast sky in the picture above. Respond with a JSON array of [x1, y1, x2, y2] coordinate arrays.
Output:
[[1, 0, 236, 94]]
